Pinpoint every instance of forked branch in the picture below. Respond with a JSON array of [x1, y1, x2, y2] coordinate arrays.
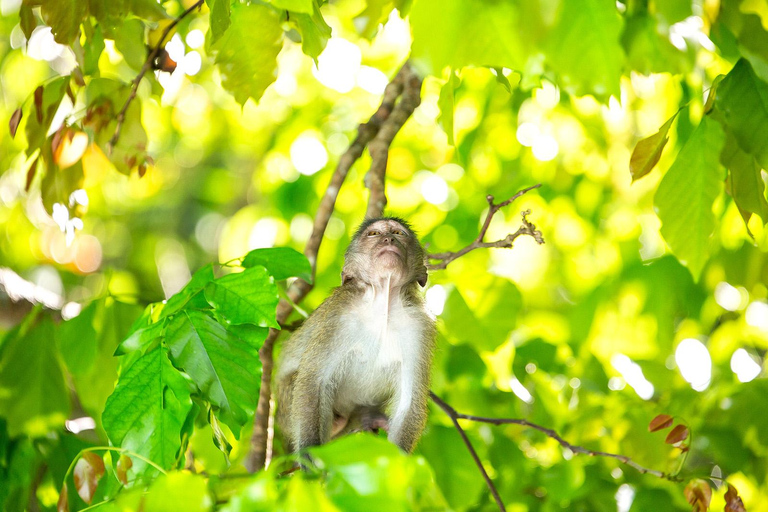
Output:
[[428, 184, 544, 270]]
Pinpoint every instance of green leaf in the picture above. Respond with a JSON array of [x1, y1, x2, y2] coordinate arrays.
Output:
[[716, 58, 768, 169], [437, 71, 459, 146], [211, 2, 283, 105], [291, 1, 332, 61], [24, 76, 69, 154], [130, 0, 169, 21], [204, 267, 279, 327], [102, 345, 193, 473], [111, 19, 146, 71], [166, 310, 264, 430], [144, 472, 212, 512], [722, 132, 768, 226], [410, 0, 528, 75], [241, 247, 313, 282], [267, 0, 312, 14], [39, 0, 87, 44], [654, 116, 725, 281], [0, 318, 70, 437], [59, 300, 99, 374], [630, 112, 678, 182], [545, 0, 624, 99], [41, 157, 84, 214], [83, 25, 106, 75], [206, 0, 231, 45], [353, 0, 395, 39], [161, 264, 216, 319], [20, 3, 37, 40]]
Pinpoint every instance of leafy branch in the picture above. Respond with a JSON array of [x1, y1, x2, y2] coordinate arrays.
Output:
[[108, 0, 205, 152]]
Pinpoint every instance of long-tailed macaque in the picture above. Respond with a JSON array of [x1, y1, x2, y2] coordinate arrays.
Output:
[[277, 217, 435, 453]]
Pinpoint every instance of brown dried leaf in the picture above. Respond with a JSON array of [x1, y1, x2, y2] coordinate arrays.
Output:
[[73, 452, 106, 504], [649, 414, 674, 432], [34, 86, 44, 123], [665, 424, 689, 444], [25, 157, 39, 192], [725, 484, 747, 512], [116, 454, 133, 485], [684, 479, 712, 512], [57, 482, 69, 512], [9, 108, 22, 138]]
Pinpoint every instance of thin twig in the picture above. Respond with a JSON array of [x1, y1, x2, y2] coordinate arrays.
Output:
[[108, 0, 205, 152], [430, 392, 506, 512], [430, 392, 677, 482], [245, 63, 419, 472], [365, 62, 422, 218], [428, 184, 544, 270]]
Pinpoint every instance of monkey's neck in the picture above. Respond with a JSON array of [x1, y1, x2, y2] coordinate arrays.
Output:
[[364, 273, 404, 363]]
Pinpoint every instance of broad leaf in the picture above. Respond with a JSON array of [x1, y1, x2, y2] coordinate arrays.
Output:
[[161, 264, 216, 319], [241, 247, 313, 282], [267, 0, 312, 14], [144, 472, 212, 512], [20, 3, 36, 40], [410, 0, 528, 75], [0, 318, 70, 437], [110, 19, 146, 70], [654, 116, 725, 281], [59, 300, 99, 374], [648, 414, 673, 432], [206, 0, 231, 45], [437, 71, 459, 146], [25, 76, 69, 154], [716, 58, 768, 169], [204, 266, 279, 327], [166, 310, 264, 430], [290, 1, 332, 61], [211, 2, 283, 105], [546, 0, 624, 99], [102, 346, 193, 473], [630, 113, 677, 181], [722, 130, 768, 226], [73, 452, 106, 504], [665, 424, 689, 444], [39, 0, 88, 44]]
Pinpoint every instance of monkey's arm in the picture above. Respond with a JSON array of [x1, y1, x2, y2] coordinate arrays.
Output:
[[290, 349, 339, 450]]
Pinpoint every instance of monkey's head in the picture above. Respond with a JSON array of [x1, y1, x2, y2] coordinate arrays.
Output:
[[341, 217, 428, 288]]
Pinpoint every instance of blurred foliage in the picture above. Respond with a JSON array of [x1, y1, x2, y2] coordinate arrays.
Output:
[[1, 0, 768, 510]]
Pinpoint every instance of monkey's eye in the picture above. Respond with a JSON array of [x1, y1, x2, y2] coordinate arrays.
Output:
[[367, 230, 381, 237], [392, 229, 405, 236]]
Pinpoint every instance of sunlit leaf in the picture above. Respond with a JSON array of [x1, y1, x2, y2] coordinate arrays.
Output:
[[290, 0, 332, 61], [630, 113, 677, 181], [267, 0, 312, 14], [166, 310, 263, 430], [654, 115, 725, 280], [211, 2, 283, 105], [73, 452, 106, 504], [648, 414, 673, 432], [204, 267, 279, 327], [665, 424, 689, 444], [545, 0, 624, 99], [161, 264, 216, 319], [437, 71, 459, 146], [723, 131, 768, 226], [241, 247, 313, 283], [143, 472, 212, 512], [102, 346, 193, 473], [110, 19, 146, 71], [206, 0, 231, 45], [38, 0, 88, 44], [410, 0, 528, 75], [0, 318, 70, 437], [716, 58, 768, 169], [25, 77, 69, 153]]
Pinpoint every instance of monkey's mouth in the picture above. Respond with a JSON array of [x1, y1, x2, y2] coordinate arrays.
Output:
[[377, 246, 404, 259]]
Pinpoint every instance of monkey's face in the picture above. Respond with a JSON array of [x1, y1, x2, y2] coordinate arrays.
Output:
[[342, 218, 428, 288]]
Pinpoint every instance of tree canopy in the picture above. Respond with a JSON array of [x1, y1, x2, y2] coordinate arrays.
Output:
[[0, 0, 767, 511]]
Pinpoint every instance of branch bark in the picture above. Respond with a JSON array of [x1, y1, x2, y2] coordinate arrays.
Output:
[[245, 62, 420, 472], [428, 184, 544, 270], [430, 392, 676, 483]]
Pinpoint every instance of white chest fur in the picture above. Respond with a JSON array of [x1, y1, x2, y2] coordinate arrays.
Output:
[[332, 285, 424, 413]]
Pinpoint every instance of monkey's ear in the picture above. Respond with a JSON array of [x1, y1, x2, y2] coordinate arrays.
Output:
[[417, 269, 428, 287], [341, 271, 353, 285]]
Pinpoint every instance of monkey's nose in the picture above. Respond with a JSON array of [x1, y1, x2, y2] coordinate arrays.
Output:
[[383, 236, 395, 244]]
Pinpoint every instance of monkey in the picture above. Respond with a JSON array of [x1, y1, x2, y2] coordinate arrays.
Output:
[[276, 216, 435, 454]]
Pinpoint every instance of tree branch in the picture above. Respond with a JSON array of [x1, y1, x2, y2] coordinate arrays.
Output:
[[428, 184, 544, 270], [430, 393, 506, 512], [430, 392, 677, 483], [108, 0, 205, 152], [245, 62, 419, 472], [365, 62, 423, 218]]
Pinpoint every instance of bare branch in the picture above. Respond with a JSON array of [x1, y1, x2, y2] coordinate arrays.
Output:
[[428, 184, 544, 270], [108, 0, 205, 152], [430, 392, 506, 512], [430, 392, 678, 482], [245, 62, 421, 472], [365, 62, 423, 218]]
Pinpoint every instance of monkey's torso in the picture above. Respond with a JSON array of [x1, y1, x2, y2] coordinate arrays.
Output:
[[277, 281, 435, 453]]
